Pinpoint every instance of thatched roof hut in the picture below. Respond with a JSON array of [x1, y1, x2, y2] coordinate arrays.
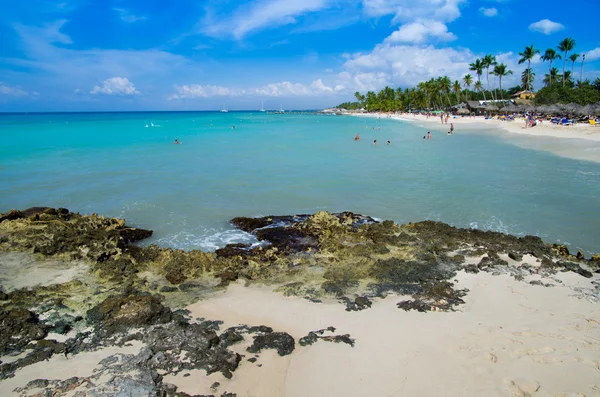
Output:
[[502, 103, 519, 112], [467, 101, 485, 110]]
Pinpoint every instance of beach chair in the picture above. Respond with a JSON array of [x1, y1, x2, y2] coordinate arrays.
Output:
[[560, 118, 571, 126]]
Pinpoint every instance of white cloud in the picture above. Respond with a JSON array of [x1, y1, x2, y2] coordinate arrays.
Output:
[[112, 8, 146, 23], [361, 0, 465, 23], [528, 19, 565, 35], [9, 21, 193, 94], [0, 82, 31, 97], [168, 79, 339, 100], [201, 0, 332, 39], [586, 48, 600, 61], [385, 20, 456, 44], [337, 43, 527, 92], [168, 85, 242, 100], [90, 77, 140, 95], [479, 7, 497, 17], [530, 53, 542, 65]]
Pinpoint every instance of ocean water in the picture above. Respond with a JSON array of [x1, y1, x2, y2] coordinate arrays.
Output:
[[1, 111, 599, 255]]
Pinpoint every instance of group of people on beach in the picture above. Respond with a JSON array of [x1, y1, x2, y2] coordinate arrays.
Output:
[[423, 112, 453, 124]]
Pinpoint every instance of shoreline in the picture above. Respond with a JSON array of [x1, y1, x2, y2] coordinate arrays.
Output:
[[352, 113, 600, 163], [1, 208, 599, 396]]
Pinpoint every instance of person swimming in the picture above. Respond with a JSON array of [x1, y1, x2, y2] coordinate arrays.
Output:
[[373, 140, 377, 145], [355, 133, 360, 141], [427, 132, 431, 139], [387, 140, 390, 145], [174, 139, 180, 144]]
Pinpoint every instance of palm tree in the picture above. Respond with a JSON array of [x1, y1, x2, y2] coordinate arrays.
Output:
[[541, 48, 561, 85], [492, 63, 512, 100], [462, 74, 473, 101], [482, 55, 497, 100], [437, 76, 452, 107], [561, 70, 574, 86], [469, 59, 486, 101], [521, 68, 535, 90], [557, 37, 576, 87], [569, 53, 580, 79], [354, 91, 365, 104], [544, 68, 559, 87], [452, 80, 461, 104], [580, 54, 586, 83], [518, 45, 539, 94], [474, 81, 483, 100]]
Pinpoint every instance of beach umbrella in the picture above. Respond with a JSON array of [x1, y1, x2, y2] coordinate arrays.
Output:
[[457, 108, 470, 115], [545, 104, 560, 114], [563, 103, 582, 115], [536, 104, 550, 113], [580, 104, 593, 116]]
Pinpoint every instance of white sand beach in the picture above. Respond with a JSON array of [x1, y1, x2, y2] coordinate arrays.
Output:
[[167, 269, 600, 397], [354, 113, 600, 163]]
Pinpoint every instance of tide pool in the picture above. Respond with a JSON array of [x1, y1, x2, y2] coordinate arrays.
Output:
[[1, 111, 599, 254]]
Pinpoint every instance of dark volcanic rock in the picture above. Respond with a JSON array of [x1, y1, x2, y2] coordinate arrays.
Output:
[[0, 308, 47, 355], [215, 243, 252, 258], [508, 252, 523, 261], [0, 209, 25, 223], [341, 296, 372, 311], [247, 332, 295, 356], [230, 216, 278, 232], [299, 327, 355, 347], [142, 321, 242, 379], [87, 294, 172, 335], [397, 281, 468, 312], [118, 227, 153, 244]]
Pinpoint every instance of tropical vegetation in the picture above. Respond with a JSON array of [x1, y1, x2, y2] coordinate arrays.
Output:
[[337, 36, 599, 111]]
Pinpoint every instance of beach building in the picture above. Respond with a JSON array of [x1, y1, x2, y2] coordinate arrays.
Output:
[[511, 90, 536, 100]]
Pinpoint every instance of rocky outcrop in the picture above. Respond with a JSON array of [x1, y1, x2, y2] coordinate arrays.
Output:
[[0, 206, 598, 394], [87, 294, 172, 335], [0, 308, 47, 355], [299, 327, 355, 347], [247, 332, 295, 356]]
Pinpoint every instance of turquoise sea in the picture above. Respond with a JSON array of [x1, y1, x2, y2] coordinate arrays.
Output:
[[1, 112, 599, 254]]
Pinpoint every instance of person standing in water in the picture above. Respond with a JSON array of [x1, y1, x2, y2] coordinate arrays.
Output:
[[373, 140, 377, 146], [174, 139, 180, 144], [450, 123, 454, 134], [355, 133, 360, 141], [427, 132, 431, 140]]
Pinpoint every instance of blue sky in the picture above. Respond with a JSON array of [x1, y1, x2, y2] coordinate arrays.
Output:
[[1, 0, 599, 111]]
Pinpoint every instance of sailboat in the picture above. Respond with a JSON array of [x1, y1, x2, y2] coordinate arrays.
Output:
[[279, 104, 284, 113], [220, 103, 228, 113], [259, 101, 266, 112]]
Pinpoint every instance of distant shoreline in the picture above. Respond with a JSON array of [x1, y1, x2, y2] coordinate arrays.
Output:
[[352, 112, 600, 163], [0, 110, 324, 115]]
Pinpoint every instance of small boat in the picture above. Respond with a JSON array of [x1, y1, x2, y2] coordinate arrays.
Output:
[[220, 103, 228, 113], [259, 101, 266, 112]]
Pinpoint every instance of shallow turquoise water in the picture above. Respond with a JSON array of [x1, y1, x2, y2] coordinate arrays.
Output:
[[1, 112, 599, 254]]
